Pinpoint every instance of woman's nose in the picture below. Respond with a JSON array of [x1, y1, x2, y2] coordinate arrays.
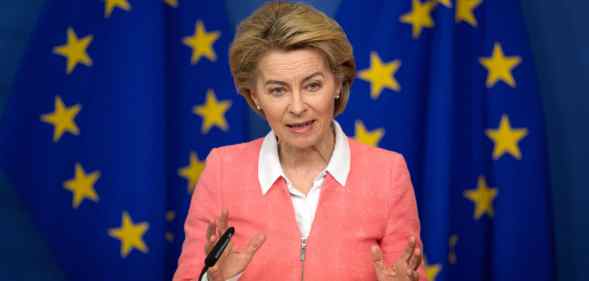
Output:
[[290, 90, 307, 115], [289, 90, 307, 115]]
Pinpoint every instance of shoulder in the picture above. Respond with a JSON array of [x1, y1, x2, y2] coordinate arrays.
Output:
[[346, 139, 415, 214], [348, 138, 408, 170], [207, 138, 263, 163]]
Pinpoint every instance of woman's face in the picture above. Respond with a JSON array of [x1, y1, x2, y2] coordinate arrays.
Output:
[[251, 48, 341, 150]]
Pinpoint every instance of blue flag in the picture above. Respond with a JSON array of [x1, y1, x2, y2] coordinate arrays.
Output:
[[333, 1, 554, 281], [0, 1, 248, 280], [1, 1, 554, 281]]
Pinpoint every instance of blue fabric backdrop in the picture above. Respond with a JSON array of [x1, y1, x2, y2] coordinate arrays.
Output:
[[0, 1, 554, 281]]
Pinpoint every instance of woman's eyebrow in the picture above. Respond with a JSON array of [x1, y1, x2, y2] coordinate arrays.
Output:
[[302, 72, 324, 83], [264, 80, 288, 87], [264, 72, 324, 86]]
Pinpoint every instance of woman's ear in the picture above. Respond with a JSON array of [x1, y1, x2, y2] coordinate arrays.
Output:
[[335, 83, 343, 99], [250, 91, 261, 110]]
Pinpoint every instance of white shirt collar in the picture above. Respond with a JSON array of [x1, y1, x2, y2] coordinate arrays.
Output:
[[258, 120, 351, 195]]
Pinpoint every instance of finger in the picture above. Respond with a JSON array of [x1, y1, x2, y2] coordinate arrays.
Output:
[[217, 209, 229, 235], [218, 240, 233, 261], [408, 247, 422, 271], [204, 233, 217, 254], [207, 220, 218, 244], [371, 244, 384, 263], [207, 265, 223, 281], [402, 236, 417, 263], [206, 221, 216, 240], [408, 269, 419, 281], [242, 233, 266, 258], [371, 244, 386, 271]]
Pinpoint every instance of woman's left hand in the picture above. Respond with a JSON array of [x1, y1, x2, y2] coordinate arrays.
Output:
[[371, 236, 422, 281]]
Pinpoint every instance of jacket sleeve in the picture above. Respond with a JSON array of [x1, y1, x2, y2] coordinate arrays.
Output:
[[380, 153, 427, 281], [173, 149, 223, 281]]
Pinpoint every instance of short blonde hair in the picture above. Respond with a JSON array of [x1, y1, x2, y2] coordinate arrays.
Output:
[[229, 2, 356, 116]]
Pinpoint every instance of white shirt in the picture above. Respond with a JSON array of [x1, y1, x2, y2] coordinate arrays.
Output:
[[257, 120, 351, 239], [205, 121, 351, 281]]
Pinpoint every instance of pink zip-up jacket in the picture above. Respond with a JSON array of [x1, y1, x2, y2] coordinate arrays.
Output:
[[174, 138, 427, 281]]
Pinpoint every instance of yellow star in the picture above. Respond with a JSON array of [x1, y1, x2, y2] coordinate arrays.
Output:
[[40, 96, 81, 142], [108, 212, 149, 257], [166, 211, 176, 222], [424, 258, 442, 281], [53, 27, 93, 74], [479, 43, 522, 88], [63, 163, 100, 209], [436, 0, 452, 7], [358, 52, 401, 99], [354, 120, 384, 147], [165, 211, 175, 242], [448, 234, 459, 264], [182, 20, 220, 64], [400, 0, 435, 39], [178, 151, 205, 193], [485, 114, 528, 160], [164, 0, 178, 7], [165, 232, 175, 242], [455, 0, 482, 27], [193, 89, 231, 133], [104, 0, 131, 18], [464, 176, 498, 220]]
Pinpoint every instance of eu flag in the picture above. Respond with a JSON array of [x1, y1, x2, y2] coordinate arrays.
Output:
[[333, 1, 554, 281], [0, 1, 248, 280], [1, 1, 554, 281]]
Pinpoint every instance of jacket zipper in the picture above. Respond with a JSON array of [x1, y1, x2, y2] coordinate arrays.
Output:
[[300, 238, 307, 281]]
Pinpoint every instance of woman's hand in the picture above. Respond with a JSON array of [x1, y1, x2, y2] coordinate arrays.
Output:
[[204, 210, 266, 281], [371, 236, 422, 281]]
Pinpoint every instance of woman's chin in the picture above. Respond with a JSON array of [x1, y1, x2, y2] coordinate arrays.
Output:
[[278, 124, 331, 151], [281, 136, 321, 151]]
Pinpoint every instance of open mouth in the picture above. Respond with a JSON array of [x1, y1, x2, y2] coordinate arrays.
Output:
[[286, 120, 315, 128], [286, 120, 316, 134]]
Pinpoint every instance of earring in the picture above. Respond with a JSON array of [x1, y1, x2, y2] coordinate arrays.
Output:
[[256, 104, 261, 110], [335, 95, 340, 99]]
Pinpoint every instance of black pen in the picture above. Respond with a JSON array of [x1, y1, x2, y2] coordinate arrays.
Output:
[[198, 227, 235, 281]]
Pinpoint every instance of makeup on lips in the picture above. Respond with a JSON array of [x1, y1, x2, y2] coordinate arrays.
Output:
[[286, 120, 316, 134]]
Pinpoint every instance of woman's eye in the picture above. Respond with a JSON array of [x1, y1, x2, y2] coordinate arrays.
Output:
[[269, 87, 286, 96], [305, 82, 322, 92]]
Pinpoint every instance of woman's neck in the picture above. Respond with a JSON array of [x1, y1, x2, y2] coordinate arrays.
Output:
[[278, 124, 336, 171]]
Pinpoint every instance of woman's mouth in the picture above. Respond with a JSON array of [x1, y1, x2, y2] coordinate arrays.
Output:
[[286, 120, 315, 134]]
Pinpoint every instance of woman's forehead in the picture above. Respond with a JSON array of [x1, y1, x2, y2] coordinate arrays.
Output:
[[257, 49, 331, 82]]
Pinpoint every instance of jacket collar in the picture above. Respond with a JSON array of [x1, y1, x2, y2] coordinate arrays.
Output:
[[257, 120, 350, 195]]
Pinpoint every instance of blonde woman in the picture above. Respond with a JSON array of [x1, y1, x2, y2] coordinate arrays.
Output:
[[174, 2, 426, 281]]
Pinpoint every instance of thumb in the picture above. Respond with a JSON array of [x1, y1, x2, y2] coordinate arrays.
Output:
[[371, 244, 384, 264], [371, 244, 392, 280]]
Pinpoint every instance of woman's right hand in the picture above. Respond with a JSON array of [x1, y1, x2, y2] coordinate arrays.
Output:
[[204, 209, 266, 281]]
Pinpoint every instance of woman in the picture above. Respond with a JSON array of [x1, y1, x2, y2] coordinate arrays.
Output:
[[174, 2, 426, 281]]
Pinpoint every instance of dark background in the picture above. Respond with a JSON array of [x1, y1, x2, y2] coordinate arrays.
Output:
[[0, 1, 587, 280]]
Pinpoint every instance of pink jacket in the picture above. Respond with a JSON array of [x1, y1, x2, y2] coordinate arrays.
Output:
[[174, 138, 427, 281]]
